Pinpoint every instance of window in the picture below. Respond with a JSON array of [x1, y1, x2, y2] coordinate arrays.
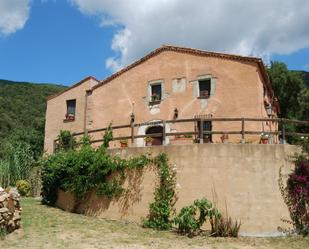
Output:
[[198, 79, 211, 98], [197, 120, 212, 142], [150, 84, 162, 103], [65, 99, 76, 121]]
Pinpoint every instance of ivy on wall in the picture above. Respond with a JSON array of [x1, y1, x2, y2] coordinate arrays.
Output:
[[41, 129, 241, 236], [143, 153, 177, 230], [41, 144, 150, 205]]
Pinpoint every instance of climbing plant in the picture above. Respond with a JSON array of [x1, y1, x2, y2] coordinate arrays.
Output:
[[143, 154, 177, 230], [41, 144, 150, 205]]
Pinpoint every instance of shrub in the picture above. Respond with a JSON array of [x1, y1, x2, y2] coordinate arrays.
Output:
[[57, 130, 76, 151], [279, 139, 309, 236], [80, 134, 92, 147], [173, 204, 199, 236], [41, 128, 151, 205], [173, 198, 220, 236], [102, 124, 113, 148], [16, 179, 31, 197]]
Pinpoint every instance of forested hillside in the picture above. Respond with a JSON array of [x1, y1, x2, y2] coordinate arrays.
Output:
[[0, 79, 66, 159], [293, 70, 309, 87]]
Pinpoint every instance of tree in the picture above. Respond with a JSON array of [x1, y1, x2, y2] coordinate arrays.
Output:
[[268, 62, 305, 119], [268, 62, 308, 143]]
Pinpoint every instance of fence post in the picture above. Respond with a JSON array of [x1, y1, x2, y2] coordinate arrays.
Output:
[[53, 139, 57, 153], [241, 117, 245, 143], [131, 121, 135, 146], [281, 119, 286, 144], [162, 120, 166, 145], [199, 119, 204, 144]]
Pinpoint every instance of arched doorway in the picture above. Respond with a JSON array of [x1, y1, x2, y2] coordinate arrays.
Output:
[[145, 126, 163, 146]]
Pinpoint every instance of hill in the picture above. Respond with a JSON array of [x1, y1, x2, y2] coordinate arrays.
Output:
[[292, 70, 309, 87], [0, 79, 66, 158]]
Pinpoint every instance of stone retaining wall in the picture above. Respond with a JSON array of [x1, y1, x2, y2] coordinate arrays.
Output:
[[56, 144, 299, 236]]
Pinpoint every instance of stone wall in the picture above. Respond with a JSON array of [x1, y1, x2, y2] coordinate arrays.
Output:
[[56, 144, 299, 236], [0, 188, 21, 233]]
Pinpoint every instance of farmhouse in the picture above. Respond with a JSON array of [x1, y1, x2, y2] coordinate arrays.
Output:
[[44, 45, 279, 153]]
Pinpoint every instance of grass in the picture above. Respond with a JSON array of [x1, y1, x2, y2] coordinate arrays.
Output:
[[0, 198, 308, 249]]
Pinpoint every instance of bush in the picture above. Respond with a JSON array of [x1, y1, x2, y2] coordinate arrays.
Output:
[[279, 139, 309, 236], [173, 204, 199, 235], [103, 124, 113, 148], [173, 198, 220, 236], [57, 130, 76, 151], [16, 180, 31, 197], [41, 137, 150, 205]]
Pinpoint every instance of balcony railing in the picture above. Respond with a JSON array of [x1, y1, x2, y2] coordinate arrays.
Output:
[[53, 117, 309, 152]]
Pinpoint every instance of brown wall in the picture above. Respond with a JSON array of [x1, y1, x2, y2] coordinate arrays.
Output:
[[56, 144, 298, 236], [44, 78, 98, 154], [44, 50, 275, 153], [89, 51, 274, 147]]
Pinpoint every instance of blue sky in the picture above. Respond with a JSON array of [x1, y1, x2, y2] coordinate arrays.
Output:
[[0, 1, 116, 85], [0, 0, 309, 86]]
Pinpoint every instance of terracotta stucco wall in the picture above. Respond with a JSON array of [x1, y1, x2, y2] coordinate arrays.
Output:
[[45, 51, 275, 152], [90, 51, 274, 147], [56, 144, 298, 236], [44, 78, 98, 154]]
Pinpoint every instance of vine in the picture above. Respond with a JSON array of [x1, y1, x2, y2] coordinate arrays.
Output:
[[143, 154, 177, 230], [42, 127, 178, 230], [41, 128, 150, 205]]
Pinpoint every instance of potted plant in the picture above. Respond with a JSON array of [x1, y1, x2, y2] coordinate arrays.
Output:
[[220, 133, 229, 144], [119, 139, 128, 148], [193, 138, 199, 144], [150, 93, 161, 102], [65, 113, 75, 121], [144, 136, 153, 146], [260, 133, 269, 144]]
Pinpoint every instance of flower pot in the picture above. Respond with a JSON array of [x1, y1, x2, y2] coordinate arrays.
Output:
[[146, 141, 152, 146], [222, 138, 229, 144], [220, 134, 229, 144], [261, 138, 268, 144], [120, 143, 128, 148]]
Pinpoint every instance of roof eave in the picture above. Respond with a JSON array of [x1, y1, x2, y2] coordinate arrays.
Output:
[[47, 76, 99, 101]]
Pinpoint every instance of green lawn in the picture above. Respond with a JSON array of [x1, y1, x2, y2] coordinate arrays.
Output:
[[0, 198, 308, 249]]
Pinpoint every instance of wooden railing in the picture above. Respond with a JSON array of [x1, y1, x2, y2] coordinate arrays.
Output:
[[53, 117, 309, 151]]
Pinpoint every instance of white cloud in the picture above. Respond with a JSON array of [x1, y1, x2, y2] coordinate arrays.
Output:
[[304, 63, 309, 71], [69, 0, 309, 71], [0, 0, 31, 36]]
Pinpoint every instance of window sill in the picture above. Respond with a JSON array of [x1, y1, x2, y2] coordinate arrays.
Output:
[[197, 96, 210, 99], [63, 118, 75, 123], [149, 100, 161, 105]]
